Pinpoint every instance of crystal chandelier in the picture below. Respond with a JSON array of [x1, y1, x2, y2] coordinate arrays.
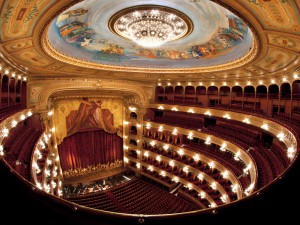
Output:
[[109, 5, 193, 48]]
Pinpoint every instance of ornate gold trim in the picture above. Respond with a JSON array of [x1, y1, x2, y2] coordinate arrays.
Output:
[[42, 27, 259, 73], [35, 79, 149, 110], [40, 0, 260, 74]]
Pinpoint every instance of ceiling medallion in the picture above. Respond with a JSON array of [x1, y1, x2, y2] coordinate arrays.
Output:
[[109, 5, 193, 48]]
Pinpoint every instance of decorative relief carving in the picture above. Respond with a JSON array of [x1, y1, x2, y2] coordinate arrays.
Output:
[[241, 0, 300, 33], [124, 96, 142, 105], [92, 80, 106, 89], [268, 34, 300, 54], [36, 80, 148, 110]]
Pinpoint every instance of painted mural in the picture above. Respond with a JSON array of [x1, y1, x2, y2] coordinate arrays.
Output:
[[245, 65, 267, 75], [256, 48, 298, 73], [53, 98, 124, 145], [58, 65, 98, 75], [11, 48, 53, 67], [3, 38, 33, 52], [241, 0, 300, 34], [268, 34, 300, 53], [45, 62, 66, 70], [48, 0, 253, 69], [0, 0, 56, 40], [29, 85, 43, 103]]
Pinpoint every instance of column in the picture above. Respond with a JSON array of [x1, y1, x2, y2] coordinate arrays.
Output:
[[136, 108, 147, 177], [278, 86, 281, 114], [254, 87, 257, 111]]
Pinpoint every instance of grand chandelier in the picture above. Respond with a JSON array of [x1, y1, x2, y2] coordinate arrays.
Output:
[[109, 5, 193, 48]]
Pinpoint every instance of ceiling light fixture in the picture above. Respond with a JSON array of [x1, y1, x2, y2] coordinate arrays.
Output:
[[109, 5, 193, 48]]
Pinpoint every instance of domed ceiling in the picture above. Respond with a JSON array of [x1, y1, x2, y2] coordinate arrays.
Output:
[[46, 0, 255, 71]]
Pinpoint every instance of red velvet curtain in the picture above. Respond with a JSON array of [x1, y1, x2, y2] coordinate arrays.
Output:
[[58, 130, 123, 171]]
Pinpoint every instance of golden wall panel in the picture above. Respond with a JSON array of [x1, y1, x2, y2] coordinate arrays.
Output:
[[3, 38, 33, 52], [0, 0, 56, 40], [240, 0, 300, 34], [58, 65, 98, 75], [268, 33, 300, 53], [29, 85, 44, 103], [255, 48, 298, 73], [11, 48, 53, 67]]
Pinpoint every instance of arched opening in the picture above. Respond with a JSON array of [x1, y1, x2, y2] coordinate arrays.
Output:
[[232, 86, 242, 97], [196, 86, 206, 96], [16, 80, 21, 103], [220, 86, 230, 97], [196, 86, 206, 106], [244, 85, 256, 110], [130, 126, 137, 135], [1, 75, 9, 106], [292, 80, 300, 115], [129, 139, 137, 146], [164, 86, 174, 102], [268, 84, 279, 99], [281, 83, 291, 99], [244, 86, 255, 98], [269, 84, 280, 114], [231, 86, 243, 109], [130, 112, 137, 120], [185, 86, 195, 104], [185, 86, 195, 95], [256, 85, 267, 98], [21, 81, 27, 107], [219, 86, 230, 107], [9, 77, 15, 105], [174, 86, 184, 103], [155, 86, 164, 103], [207, 86, 218, 96], [207, 86, 218, 107], [292, 80, 300, 99]]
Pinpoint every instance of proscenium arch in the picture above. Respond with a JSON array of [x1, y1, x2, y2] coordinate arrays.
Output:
[[34, 80, 150, 110]]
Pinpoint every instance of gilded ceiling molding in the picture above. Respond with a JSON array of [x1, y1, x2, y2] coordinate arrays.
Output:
[[35, 80, 149, 110], [41, 24, 259, 74], [38, 0, 262, 74]]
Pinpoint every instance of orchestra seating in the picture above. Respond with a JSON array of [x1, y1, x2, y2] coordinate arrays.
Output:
[[65, 177, 200, 214]]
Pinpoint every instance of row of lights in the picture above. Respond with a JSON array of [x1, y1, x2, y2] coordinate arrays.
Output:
[[141, 149, 230, 180], [133, 157, 229, 205], [0, 107, 60, 195], [145, 123, 247, 162], [0, 111, 33, 156], [127, 144, 248, 197], [157, 74, 299, 87], [143, 111, 296, 194], [0, 64, 27, 81], [145, 128, 252, 175], [142, 135, 257, 195], [155, 106, 296, 159], [33, 131, 62, 196], [144, 119, 291, 195], [31, 110, 62, 196], [139, 142, 243, 196]]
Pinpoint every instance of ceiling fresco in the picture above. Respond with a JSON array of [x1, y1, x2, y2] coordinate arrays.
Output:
[[0, 0, 56, 40], [240, 0, 300, 34], [0, 0, 299, 81], [47, 0, 254, 69]]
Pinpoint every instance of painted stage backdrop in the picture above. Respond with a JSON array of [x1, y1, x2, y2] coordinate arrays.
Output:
[[48, 0, 253, 69], [53, 98, 124, 145]]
